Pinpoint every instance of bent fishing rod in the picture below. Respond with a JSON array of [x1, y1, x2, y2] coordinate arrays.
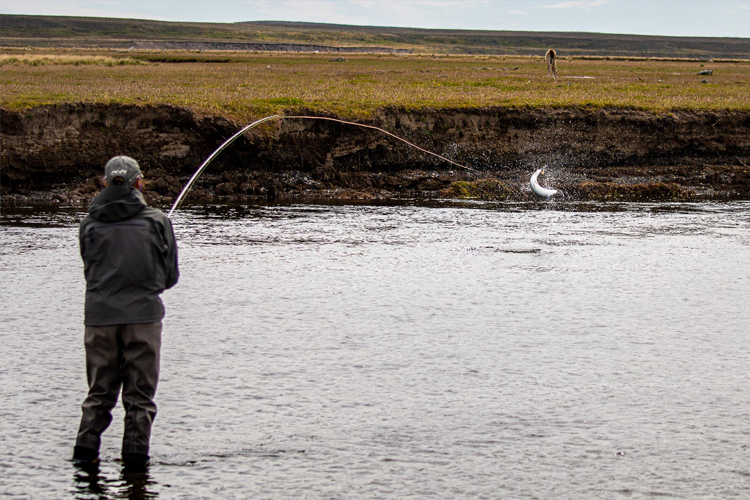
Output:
[[167, 114, 474, 218]]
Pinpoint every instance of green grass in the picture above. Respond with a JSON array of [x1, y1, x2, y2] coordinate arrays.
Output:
[[1, 49, 748, 120]]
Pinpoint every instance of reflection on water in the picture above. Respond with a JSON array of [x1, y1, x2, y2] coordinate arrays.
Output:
[[72, 462, 157, 500], [1, 200, 749, 499], [72, 463, 107, 499]]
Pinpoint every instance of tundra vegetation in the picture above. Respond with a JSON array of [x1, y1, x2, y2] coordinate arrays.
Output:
[[2, 15, 748, 59], [2, 49, 749, 120]]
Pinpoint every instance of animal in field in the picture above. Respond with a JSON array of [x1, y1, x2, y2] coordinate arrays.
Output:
[[545, 48, 558, 78]]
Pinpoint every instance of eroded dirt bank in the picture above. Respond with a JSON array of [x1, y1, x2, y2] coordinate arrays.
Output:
[[1, 104, 749, 205]]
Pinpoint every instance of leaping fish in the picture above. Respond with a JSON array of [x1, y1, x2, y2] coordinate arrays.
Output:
[[530, 168, 558, 198]]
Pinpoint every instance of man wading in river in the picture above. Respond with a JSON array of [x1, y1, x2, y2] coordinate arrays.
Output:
[[73, 156, 179, 468]]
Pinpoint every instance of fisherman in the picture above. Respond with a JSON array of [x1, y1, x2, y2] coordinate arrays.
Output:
[[73, 156, 179, 468]]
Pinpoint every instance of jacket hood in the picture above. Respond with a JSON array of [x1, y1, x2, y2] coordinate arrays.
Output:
[[88, 185, 147, 222]]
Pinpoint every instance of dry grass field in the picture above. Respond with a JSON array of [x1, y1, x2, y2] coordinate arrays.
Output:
[[1, 49, 749, 121]]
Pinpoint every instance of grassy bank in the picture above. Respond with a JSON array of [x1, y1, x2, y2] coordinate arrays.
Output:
[[1, 49, 749, 120]]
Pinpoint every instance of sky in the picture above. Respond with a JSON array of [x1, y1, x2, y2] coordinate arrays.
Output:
[[1, 0, 749, 38]]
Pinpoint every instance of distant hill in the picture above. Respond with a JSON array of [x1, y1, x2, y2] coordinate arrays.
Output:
[[2, 14, 748, 59]]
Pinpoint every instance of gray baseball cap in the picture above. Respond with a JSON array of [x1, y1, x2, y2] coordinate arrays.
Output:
[[104, 156, 142, 185]]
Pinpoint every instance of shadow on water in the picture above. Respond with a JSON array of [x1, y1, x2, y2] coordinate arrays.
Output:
[[2, 199, 748, 229], [72, 462, 158, 500]]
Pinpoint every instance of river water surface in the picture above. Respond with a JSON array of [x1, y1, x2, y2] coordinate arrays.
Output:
[[1, 200, 749, 499]]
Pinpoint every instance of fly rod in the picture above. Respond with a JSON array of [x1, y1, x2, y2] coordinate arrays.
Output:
[[167, 115, 474, 217]]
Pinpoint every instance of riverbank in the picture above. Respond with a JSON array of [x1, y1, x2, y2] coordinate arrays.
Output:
[[2, 103, 749, 205]]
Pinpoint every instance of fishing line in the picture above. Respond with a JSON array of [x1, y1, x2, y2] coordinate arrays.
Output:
[[167, 114, 474, 217]]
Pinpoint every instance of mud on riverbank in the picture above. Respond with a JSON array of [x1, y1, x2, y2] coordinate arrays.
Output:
[[1, 104, 749, 205]]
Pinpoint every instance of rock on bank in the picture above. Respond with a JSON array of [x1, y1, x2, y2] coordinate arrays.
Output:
[[1, 104, 749, 204]]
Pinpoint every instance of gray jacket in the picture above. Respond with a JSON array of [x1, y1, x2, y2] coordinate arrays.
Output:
[[79, 185, 179, 326]]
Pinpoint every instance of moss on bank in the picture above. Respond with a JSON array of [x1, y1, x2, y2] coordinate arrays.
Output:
[[442, 179, 513, 200], [569, 182, 693, 201]]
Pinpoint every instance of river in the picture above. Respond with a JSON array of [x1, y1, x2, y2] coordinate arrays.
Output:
[[1, 200, 749, 499]]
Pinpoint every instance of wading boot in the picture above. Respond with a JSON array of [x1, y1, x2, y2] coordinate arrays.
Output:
[[72, 446, 99, 467], [122, 452, 149, 472]]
